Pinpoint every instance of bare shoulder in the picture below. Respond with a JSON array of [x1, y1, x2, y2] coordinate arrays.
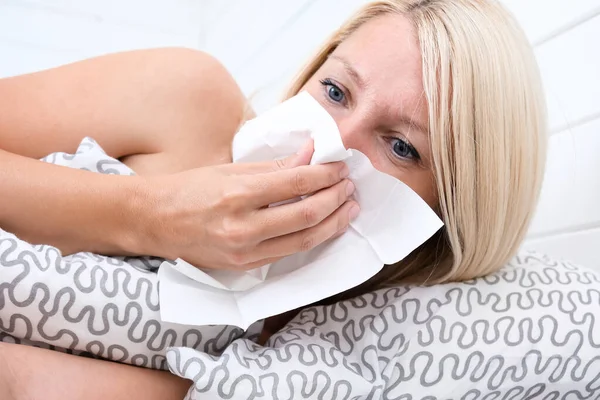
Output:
[[122, 48, 252, 166], [114, 48, 254, 173], [0, 47, 252, 168], [137, 47, 246, 115], [94, 47, 245, 112]]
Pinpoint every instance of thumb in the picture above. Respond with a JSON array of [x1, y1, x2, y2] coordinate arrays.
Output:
[[275, 139, 314, 170], [223, 140, 315, 175]]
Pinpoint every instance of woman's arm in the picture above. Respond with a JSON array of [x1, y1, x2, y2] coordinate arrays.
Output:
[[0, 47, 358, 268], [0, 343, 191, 400], [0, 48, 246, 254], [0, 47, 245, 168], [0, 148, 148, 255]]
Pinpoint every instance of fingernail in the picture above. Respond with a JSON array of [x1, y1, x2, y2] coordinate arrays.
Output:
[[346, 181, 355, 196], [340, 164, 349, 179], [349, 205, 360, 220]]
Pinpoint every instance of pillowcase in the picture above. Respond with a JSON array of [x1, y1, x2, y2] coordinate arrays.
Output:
[[168, 251, 600, 399], [0, 138, 261, 370], [3, 137, 598, 399]]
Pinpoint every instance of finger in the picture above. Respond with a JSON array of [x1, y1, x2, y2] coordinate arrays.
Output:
[[230, 219, 350, 270], [251, 201, 360, 260], [240, 256, 283, 271], [287, 140, 315, 168], [222, 140, 315, 175], [330, 225, 349, 240], [252, 179, 355, 239], [245, 161, 350, 208]]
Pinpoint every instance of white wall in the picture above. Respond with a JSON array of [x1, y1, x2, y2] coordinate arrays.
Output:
[[0, 0, 214, 77], [1, 1, 599, 269], [505, 1, 600, 269]]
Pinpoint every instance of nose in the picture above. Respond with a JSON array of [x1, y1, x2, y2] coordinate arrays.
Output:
[[335, 114, 370, 152]]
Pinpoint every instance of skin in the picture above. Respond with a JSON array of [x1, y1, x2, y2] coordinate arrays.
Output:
[[0, 13, 436, 400], [255, 12, 438, 359], [303, 13, 436, 208], [0, 342, 190, 400], [0, 49, 357, 269]]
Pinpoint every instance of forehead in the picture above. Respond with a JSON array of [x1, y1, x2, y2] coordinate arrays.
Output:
[[332, 14, 425, 113]]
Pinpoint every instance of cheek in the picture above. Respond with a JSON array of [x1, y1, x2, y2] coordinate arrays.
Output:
[[410, 174, 438, 210], [347, 141, 437, 211], [302, 82, 437, 209], [355, 148, 438, 210], [389, 168, 438, 210]]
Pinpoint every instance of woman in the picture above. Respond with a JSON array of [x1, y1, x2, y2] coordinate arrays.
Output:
[[0, 0, 546, 398]]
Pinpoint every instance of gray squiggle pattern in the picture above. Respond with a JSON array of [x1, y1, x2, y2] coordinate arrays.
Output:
[[168, 253, 600, 399], [3, 138, 600, 398], [0, 138, 262, 370]]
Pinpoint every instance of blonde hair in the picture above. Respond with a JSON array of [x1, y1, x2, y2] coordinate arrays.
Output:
[[285, 0, 547, 293]]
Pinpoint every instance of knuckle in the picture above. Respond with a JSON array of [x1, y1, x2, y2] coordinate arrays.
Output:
[[328, 169, 339, 184], [300, 233, 316, 252], [220, 188, 239, 204], [219, 183, 250, 209], [218, 218, 249, 247], [338, 183, 348, 205], [292, 171, 311, 195], [302, 204, 320, 227], [337, 212, 349, 232], [274, 158, 287, 170], [227, 250, 250, 267]]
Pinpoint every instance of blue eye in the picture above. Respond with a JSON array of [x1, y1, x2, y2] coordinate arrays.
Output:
[[327, 85, 344, 102], [391, 138, 420, 160], [320, 79, 345, 103]]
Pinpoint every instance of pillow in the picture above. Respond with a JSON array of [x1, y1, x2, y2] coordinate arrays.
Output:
[[0, 138, 261, 370], [3, 138, 599, 398], [167, 251, 600, 399]]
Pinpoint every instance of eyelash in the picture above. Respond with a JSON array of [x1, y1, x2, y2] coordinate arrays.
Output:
[[386, 137, 421, 161], [319, 77, 420, 162], [319, 78, 347, 104]]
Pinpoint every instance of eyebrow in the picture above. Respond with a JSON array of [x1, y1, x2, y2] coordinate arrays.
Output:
[[329, 54, 429, 135], [398, 115, 429, 136], [329, 54, 366, 89]]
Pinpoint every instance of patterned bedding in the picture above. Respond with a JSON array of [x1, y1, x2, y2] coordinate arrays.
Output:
[[1, 138, 598, 399]]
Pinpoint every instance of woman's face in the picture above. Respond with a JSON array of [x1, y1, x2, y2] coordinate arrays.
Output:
[[303, 14, 437, 208]]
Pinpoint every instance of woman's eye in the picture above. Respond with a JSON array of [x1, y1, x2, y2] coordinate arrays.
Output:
[[320, 79, 345, 103], [391, 138, 420, 160], [327, 85, 344, 102]]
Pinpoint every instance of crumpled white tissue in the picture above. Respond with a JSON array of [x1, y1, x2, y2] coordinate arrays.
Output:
[[158, 92, 443, 329]]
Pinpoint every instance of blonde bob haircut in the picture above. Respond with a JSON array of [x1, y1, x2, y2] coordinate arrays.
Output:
[[285, 0, 547, 293]]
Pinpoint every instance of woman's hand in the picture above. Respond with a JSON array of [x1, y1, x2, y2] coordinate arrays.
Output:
[[144, 142, 360, 270]]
